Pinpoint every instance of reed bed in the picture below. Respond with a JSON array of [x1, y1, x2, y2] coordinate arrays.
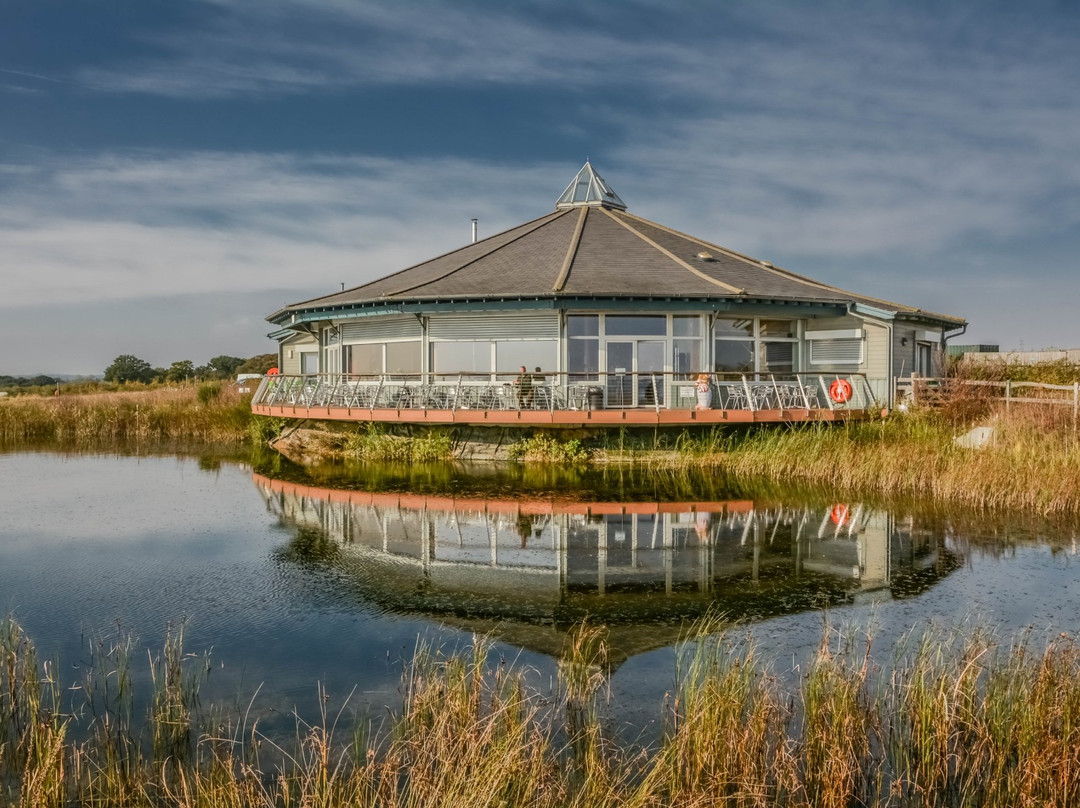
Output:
[[4, 614, 1080, 806], [634, 404, 1080, 515], [0, 384, 253, 447]]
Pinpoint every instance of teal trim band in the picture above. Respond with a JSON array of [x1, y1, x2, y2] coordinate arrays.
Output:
[[270, 296, 850, 326]]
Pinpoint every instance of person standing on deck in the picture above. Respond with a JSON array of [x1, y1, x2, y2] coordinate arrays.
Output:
[[515, 365, 534, 408]]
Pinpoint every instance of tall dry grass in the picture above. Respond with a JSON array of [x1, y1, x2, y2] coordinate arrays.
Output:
[[5, 614, 1080, 806], [0, 383, 253, 447], [652, 402, 1080, 515]]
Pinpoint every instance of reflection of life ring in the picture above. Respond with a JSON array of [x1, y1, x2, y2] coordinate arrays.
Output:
[[267, 367, 280, 376], [830, 504, 849, 527], [829, 378, 853, 403]]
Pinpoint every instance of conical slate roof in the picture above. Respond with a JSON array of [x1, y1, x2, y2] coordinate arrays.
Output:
[[273, 166, 963, 326]]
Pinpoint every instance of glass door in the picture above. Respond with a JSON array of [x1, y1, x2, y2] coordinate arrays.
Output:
[[606, 342, 634, 406], [606, 340, 666, 406], [638, 340, 665, 406]]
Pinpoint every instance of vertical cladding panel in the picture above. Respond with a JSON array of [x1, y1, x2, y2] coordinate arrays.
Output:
[[280, 336, 317, 375], [892, 327, 917, 378], [863, 321, 888, 378]]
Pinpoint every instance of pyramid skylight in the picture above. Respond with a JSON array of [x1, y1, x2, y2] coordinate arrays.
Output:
[[555, 162, 627, 210]]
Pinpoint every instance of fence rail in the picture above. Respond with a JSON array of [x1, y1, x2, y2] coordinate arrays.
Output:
[[897, 375, 1080, 428], [253, 370, 877, 415]]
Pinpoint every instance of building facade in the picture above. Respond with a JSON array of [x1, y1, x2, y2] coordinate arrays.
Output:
[[264, 163, 964, 412]]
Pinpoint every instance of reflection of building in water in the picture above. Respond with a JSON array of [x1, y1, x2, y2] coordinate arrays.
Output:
[[254, 474, 952, 631]]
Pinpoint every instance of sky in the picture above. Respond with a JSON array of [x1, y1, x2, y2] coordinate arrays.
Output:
[[2, 0, 1078, 375]]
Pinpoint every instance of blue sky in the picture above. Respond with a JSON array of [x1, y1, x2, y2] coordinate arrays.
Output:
[[2, 0, 1078, 374]]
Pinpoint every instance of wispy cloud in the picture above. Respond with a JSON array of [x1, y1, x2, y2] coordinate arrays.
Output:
[[0, 152, 564, 309], [78, 1, 699, 98]]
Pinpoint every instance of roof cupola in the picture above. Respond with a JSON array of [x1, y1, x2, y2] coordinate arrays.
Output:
[[555, 161, 627, 211]]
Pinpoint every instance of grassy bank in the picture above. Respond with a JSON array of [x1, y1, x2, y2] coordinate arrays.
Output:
[[589, 403, 1080, 515], [0, 383, 253, 447], [713, 408, 1080, 515], [3, 615, 1080, 806]]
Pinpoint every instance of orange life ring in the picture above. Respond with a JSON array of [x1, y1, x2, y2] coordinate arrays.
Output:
[[267, 367, 280, 376], [830, 504, 849, 527], [829, 378, 853, 403]]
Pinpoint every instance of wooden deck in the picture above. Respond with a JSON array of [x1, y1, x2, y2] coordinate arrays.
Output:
[[251, 372, 874, 427], [252, 402, 863, 426]]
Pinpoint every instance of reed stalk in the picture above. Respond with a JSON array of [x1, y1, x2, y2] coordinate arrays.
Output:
[[4, 614, 1080, 806]]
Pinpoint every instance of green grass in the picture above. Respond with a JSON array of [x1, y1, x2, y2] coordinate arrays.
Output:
[[343, 425, 455, 462], [508, 434, 592, 463], [5, 614, 1080, 806]]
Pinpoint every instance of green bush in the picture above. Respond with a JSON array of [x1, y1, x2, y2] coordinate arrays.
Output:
[[508, 434, 592, 464], [196, 382, 221, 405]]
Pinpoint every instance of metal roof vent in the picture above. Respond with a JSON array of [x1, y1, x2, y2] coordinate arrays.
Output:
[[696, 251, 715, 261]]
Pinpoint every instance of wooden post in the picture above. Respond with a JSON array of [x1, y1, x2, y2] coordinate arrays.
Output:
[[1073, 381, 1078, 434], [911, 373, 919, 406], [1005, 379, 1011, 415]]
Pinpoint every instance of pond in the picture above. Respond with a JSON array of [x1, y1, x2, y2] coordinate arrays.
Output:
[[2, 448, 1080, 740]]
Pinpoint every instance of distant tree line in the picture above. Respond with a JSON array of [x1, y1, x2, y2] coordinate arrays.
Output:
[[103, 353, 277, 384], [0, 374, 62, 388]]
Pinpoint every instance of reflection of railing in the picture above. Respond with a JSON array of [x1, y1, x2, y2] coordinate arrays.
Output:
[[253, 371, 877, 412]]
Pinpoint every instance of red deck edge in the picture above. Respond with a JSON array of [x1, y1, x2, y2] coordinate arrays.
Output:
[[253, 473, 756, 517], [252, 404, 862, 426]]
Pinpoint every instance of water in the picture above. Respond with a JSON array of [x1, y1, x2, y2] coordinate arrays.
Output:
[[3, 449, 1080, 739]]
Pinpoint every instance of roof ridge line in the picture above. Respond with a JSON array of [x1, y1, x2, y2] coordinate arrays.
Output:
[[601, 209, 745, 295], [619, 210, 956, 318], [384, 209, 575, 298], [552, 207, 588, 292]]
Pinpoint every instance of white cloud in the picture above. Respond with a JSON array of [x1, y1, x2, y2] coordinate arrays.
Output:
[[0, 152, 563, 309]]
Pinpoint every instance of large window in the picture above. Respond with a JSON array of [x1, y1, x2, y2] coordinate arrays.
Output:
[[714, 318, 755, 374], [672, 316, 703, 377], [714, 318, 799, 376], [347, 344, 381, 376], [605, 315, 666, 336], [495, 341, 557, 376], [347, 341, 421, 376], [386, 342, 421, 374], [431, 341, 491, 377], [567, 315, 599, 381]]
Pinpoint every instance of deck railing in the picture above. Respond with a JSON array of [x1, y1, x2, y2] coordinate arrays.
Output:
[[253, 371, 877, 413]]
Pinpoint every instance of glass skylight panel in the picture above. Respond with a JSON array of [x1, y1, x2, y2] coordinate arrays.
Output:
[[556, 162, 627, 210]]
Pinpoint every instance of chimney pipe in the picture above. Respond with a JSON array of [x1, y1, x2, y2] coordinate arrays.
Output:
[[470, 218, 478, 244]]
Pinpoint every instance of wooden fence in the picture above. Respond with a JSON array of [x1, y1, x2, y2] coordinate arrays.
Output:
[[896, 374, 1080, 430]]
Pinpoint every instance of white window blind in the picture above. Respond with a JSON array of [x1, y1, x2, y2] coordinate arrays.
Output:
[[809, 338, 862, 365]]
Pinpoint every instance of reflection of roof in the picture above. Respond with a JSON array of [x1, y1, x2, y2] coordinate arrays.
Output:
[[272, 163, 964, 327]]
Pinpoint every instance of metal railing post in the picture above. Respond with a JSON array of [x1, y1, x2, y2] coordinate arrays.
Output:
[[819, 375, 834, 411], [742, 374, 755, 412], [796, 374, 811, 409]]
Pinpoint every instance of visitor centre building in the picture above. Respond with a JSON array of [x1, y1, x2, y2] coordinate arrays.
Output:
[[253, 163, 965, 426]]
